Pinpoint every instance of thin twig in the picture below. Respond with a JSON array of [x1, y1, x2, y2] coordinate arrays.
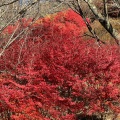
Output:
[[0, 0, 18, 7]]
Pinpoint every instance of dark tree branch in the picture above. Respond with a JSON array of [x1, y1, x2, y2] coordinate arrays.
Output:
[[0, 0, 19, 7], [68, 0, 105, 45], [84, 0, 120, 45]]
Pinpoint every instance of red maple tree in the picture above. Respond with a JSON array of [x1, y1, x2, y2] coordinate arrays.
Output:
[[0, 9, 120, 120]]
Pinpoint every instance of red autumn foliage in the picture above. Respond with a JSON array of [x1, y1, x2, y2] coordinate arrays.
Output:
[[0, 9, 120, 119]]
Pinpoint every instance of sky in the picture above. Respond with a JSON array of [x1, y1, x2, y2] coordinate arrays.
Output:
[[19, 0, 33, 5], [19, 0, 56, 5], [19, 0, 48, 5]]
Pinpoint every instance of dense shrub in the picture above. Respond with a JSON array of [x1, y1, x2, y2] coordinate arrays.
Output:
[[0, 9, 120, 120]]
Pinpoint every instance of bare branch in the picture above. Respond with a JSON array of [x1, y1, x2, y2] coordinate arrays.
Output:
[[103, 0, 109, 21], [0, 0, 38, 33], [0, 0, 18, 7], [68, 0, 105, 45], [84, 0, 120, 45]]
